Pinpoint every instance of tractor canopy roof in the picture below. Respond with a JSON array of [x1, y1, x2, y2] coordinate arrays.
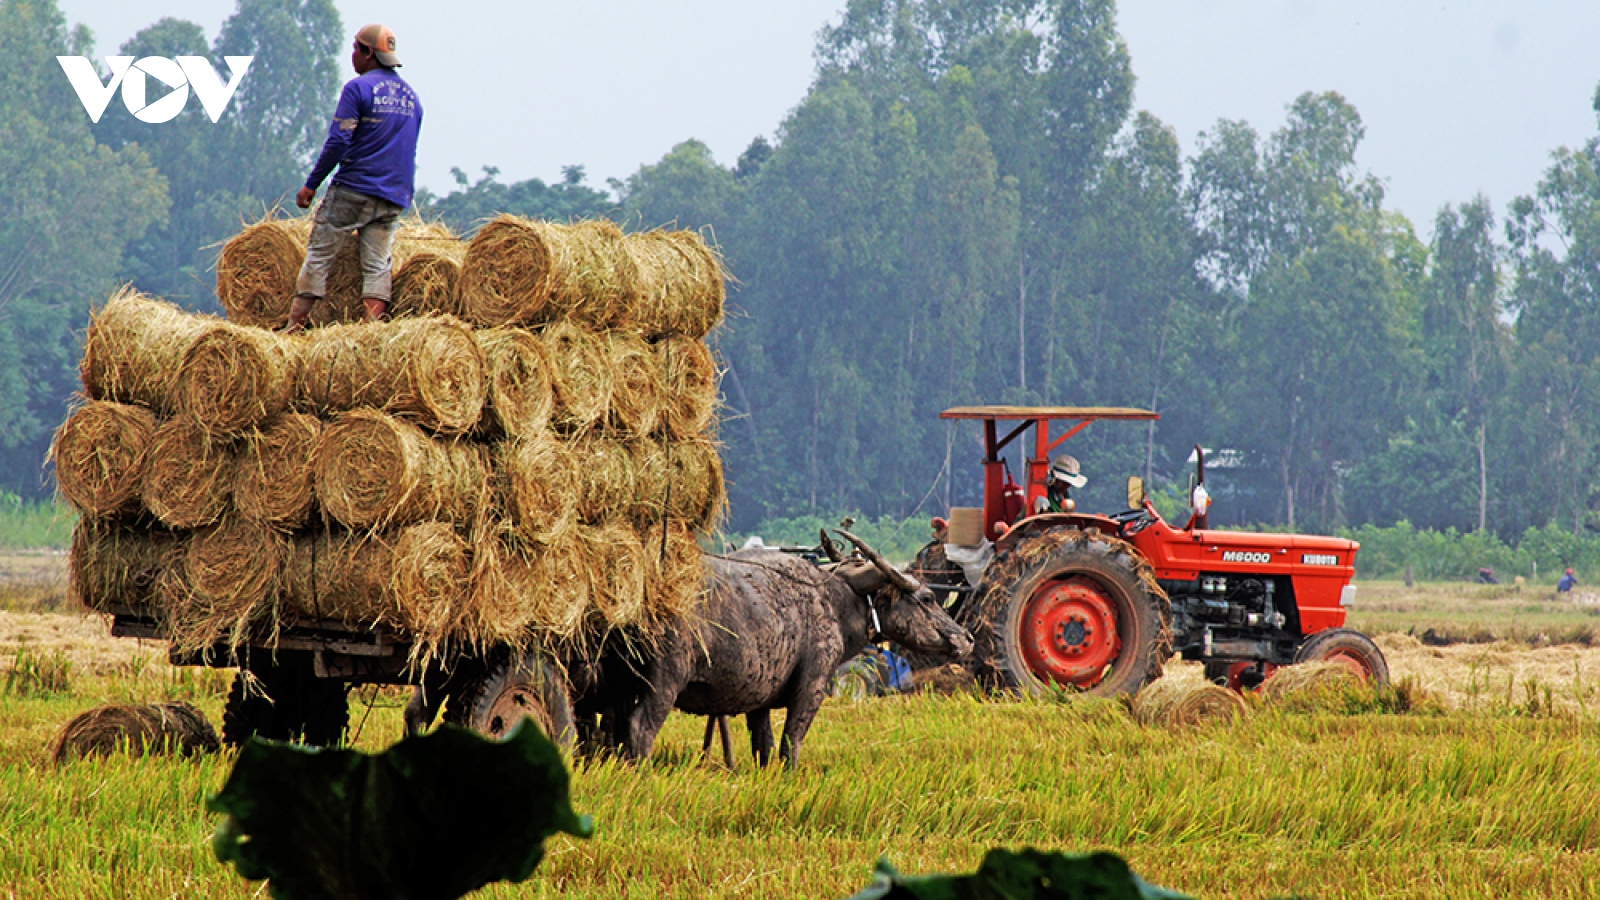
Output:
[[940, 406, 1159, 422]]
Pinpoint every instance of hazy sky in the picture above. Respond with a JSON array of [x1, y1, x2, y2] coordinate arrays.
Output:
[[57, 1, 1600, 235]]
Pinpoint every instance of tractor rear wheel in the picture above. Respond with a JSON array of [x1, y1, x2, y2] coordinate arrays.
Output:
[[1293, 628, 1389, 686], [443, 652, 575, 746], [965, 529, 1171, 697]]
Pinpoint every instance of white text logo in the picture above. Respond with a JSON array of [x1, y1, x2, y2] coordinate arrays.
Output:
[[57, 56, 252, 124]]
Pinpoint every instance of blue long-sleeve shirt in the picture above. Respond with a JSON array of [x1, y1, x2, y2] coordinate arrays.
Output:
[[305, 68, 422, 209]]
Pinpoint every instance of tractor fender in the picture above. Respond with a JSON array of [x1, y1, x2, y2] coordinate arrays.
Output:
[[996, 513, 1121, 553]]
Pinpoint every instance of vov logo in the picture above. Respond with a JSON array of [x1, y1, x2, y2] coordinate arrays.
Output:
[[57, 56, 252, 124]]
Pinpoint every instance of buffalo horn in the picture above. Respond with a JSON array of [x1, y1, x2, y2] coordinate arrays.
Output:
[[833, 529, 924, 593], [818, 529, 843, 563]]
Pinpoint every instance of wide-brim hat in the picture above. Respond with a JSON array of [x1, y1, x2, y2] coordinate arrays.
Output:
[[356, 23, 401, 67], [1049, 454, 1087, 489]]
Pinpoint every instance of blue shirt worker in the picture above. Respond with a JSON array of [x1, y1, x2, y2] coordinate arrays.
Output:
[[1557, 568, 1577, 593], [284, 23, 422, 332]]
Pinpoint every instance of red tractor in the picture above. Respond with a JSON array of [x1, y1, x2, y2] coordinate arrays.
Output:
[[932, 406, 1388, 696]]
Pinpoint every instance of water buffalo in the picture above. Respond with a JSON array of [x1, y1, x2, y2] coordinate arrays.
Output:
[[605, 530, 973, 768]]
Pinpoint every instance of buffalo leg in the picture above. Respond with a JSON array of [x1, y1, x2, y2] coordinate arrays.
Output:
[[748, 708, 775, 767], [717, 715, 735, 769], [623, 663, 686, 762], [779, 670, 831, 769]]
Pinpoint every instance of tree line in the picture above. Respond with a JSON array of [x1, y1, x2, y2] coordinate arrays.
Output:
[[3, 0, 1596, 541]]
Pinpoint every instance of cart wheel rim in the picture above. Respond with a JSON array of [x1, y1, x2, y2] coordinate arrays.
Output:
[[484, 683, 552, 739], [1019, 576, 1122, 689], [1320, 648, 1377, 681]]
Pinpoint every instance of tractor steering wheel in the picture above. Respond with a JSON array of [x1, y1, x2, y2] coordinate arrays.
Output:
[[1107, 506, 1155, 535]]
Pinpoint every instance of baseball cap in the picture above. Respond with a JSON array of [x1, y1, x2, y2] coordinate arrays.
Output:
[[356, 23, 401, 67]]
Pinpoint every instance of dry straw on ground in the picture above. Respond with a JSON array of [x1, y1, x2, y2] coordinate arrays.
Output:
[[215, 217, 312, 328], [1131, 678, 1248, 727], [315, 410, 489, 530], [1260, 661, 1364, 705], [542, 322, 614, 433], [80, 289, 212, 413], [570, 435, 637, 525], [627, 229, 726, 339], [283, 523, 471, 655], [460, 216, 637, 328], [51, 701, 219, 763], [234, 413, 320, 528], [68, 521, 179, 613], [579, 521, 648, 626], [142, 417, 235, 529], [295, 316, 486, 434], [475, 327, 553, 438], [655, 335, 717, 439], [175, 322, 296, 435], [608, 332, 663, 437], [52, 401, 157, 517], [498, 435, 578, 545]]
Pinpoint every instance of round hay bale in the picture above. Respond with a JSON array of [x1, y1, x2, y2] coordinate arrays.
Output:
[[51, 701, 220, 763], [641, 520, 705, 618], [174, 323, 296, 435], [609, 332, 664, 437], [51, 401, 157, 517], [570, 435, 636, 525], [655, 335, 717, 439], [143, 417, 236, 529], [80, 288, 213, 412], [168, 516, 285, 653], [1261, 661, 1365, 705], [626, 437, 670, 528], [295, 316, 487, 435], [69, 521, 180, 613], [626, 229, 726, 339], [476, 327, 553, 439], [912, 663, 975, 694], [459, 216, 637, 328], [498, 435, 578, 545], [464, 534, 586, 644], [543, 322, 613, 433], [216, 216, 312, 328], [234, 413, 321, 528], [284, 524, 471, 652], [1131, 679, 1247, 728], [578, 521, 647, 626], [392, 232, 468, 319], [664, 438, 726, 532], [315, 410, 489, 530]]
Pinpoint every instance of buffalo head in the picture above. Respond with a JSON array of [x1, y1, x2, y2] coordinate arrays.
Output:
[[834, 529, 973, 659]]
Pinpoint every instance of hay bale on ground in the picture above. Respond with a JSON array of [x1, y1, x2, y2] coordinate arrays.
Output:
[[912, 663, 975, 694], [1132, 679, 1247, 728], [51, 401, 157, 517], [216, 216, 312, 328], [459, 216, 637, 328], [174, 323, 296, 435], [69, 521, 180, 612], [80, 288, 214, 413], [578, 521, 647, 626], [166, 516, 287, 653], [475, 327, 553, 439], [664, 438, 727, 532], [655, 335, 717, 439], [295, 316, 486, 434], [234, 413, 320, 528], [142, 417, 236, 529], [1261, 661, 1364, 705], [283, 523, 471, 652], [51, 701, 219, 763], [498, 435, 578, 545], [627, 229, 726, 339], [543, 322, 613, 433], [570, 435, 636, 525], [316, 410, 489, 530], [609, 332, 663, 437], [641, 520, 705, 619]]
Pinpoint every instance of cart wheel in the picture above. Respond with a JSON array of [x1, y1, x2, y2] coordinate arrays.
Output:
[[221, 661, 349, 748], [443, 653, 574, 746]]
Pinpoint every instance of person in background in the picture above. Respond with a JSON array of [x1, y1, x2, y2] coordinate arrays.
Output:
[[283, 23, 423, 333], [1557, 568, 1578, 593]]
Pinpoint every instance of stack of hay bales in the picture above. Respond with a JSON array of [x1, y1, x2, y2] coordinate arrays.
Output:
[[58, 213, 724, 661]]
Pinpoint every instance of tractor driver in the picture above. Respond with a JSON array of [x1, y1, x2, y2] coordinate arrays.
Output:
[[1029, 454, 1086, 517]]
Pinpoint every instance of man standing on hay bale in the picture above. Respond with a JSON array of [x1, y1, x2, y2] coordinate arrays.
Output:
[[285, 23, 422, 333]]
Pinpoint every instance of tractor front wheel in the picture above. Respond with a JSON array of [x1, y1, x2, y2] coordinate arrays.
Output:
[[443, 652, 575, 746], [1293, 628, 1389, 686], [967, 529, 1171, 698]]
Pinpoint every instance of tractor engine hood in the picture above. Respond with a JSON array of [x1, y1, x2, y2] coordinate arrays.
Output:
[[1129, 518, 1359, 582]]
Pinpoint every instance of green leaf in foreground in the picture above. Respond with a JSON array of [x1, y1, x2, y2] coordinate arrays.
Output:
[[207, 721, 593, 900], [847, 848, 1194, 900]]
